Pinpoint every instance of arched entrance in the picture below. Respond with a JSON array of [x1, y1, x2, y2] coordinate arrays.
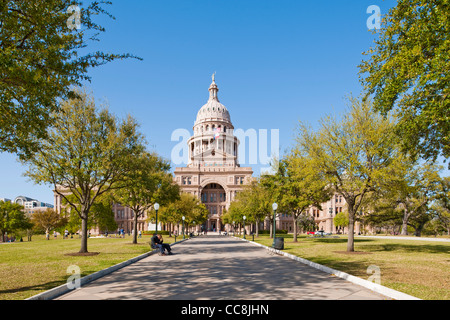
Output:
[[200, 183, 227, 231]]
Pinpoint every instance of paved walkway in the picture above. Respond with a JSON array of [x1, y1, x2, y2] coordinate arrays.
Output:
[[57, 235, 388, 300]]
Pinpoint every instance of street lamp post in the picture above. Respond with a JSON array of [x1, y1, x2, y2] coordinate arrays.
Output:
[[243, 215, 247, 239], [272, 202, 278, 248], [154, 203, 160, 235], [182, 216, 185, 239]]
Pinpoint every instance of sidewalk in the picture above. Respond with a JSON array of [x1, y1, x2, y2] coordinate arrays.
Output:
[[56, 235, 393, 300]]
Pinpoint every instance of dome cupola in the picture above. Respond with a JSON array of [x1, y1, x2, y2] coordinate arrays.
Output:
[[195, 73, 232, 127]]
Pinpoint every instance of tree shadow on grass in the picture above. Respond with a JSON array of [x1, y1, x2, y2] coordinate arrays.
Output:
[[310, 238, 375, 244], [305, 256, 384, 278], [0, 279, 66, 297], [363, 243, 450, 254]]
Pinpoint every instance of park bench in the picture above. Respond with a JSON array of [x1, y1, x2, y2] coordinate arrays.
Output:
[[149, 237, 174, 256], [149, 238, 163, 255]]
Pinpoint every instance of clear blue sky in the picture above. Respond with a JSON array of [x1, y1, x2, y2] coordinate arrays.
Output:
[[3, 0, 446, 205]]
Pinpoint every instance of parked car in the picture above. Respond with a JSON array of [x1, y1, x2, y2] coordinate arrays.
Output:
[[307, 231, 315, 235], [315, 230, 331, 236]]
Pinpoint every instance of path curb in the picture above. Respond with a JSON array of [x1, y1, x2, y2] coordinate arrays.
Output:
[[234, 236, 421, 301], [26, 238, 190, 300]]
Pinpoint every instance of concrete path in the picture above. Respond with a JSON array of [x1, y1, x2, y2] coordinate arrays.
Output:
[[57, 235, 388, 300]]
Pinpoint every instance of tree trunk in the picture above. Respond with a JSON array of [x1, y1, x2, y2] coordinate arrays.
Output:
[[132, 213, 138, 244], [269, 219, 273, 238], [401, 208, 409, 235], [347, 208, 355, 252], [293, 215, 298, 242], [80, 217, 88, 253]]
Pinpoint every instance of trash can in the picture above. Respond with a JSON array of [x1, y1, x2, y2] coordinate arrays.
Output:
[[273, 237, 284, 250]]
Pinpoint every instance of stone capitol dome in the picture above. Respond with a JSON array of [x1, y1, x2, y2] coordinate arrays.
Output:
[[195, 74, 232, 126]]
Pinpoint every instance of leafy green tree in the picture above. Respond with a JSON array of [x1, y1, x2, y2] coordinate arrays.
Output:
[[30, 208, 67, 238], [23, 88, 145, 253], [0, 200, 31, 242], [359, 0, 450, 166], [376, 154, 443, 235], [266, 156, 331, 242], [295, 97, 399, 251], [90, 196, 117, 234], [233, 178, 273, 237], [115, 152, 180, 244], [297, 214, 316, 233], [0, 0, 140, 159], [58, 193, 117, 235], [363, 196, 403, 234], [158, 193, 207, 236], [333, 212, 349, 234], [433, 177, 450, 235], [223, 199, 246, 235]]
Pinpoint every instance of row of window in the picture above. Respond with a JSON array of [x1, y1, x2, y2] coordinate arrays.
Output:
[[206, 205, 225, 215], [201, 192, 227, 203], [196, 124, 228, 134], [116, 209, 145, 219], [182, 176, 245, 185]]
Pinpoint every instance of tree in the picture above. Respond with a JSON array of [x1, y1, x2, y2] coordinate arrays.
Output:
[[379, 156, 443, 235], [89, 196, 118, 234], [158, 193, 208, 236], [295, 97, 399, 251], [233, 178, 274, 237], [30, 208, 67, 238], [58, 193, 117, 235], [333, 212, 349, 234], [0, 200, 31, 242], [363, 196, 403, 234], [359, 0, 450, 167], [223, 200, 246, 235], [297, 214, 317, 233], [434, 177, 450, 235], [0, 0, 140, 159], [23, 88, 145, 253], [267, 155, 331, 242], [115, 152, 180, 244]]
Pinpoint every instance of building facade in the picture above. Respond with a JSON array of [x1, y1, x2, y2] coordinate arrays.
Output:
[[174, 75, 253, 231], [273, 194, 364, 235], [14, 195, 54, 215]]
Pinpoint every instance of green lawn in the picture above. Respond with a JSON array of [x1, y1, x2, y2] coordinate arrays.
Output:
[[239, 234, 450, 300], [0, 234, 176, 300]]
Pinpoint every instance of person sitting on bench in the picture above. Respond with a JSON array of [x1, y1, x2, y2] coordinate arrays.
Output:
[[151, 234, 172, 256]]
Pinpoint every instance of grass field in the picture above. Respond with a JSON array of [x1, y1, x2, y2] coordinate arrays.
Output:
[[0, 234, 176, 300], [1, 233, 449, 300], [239, 234, 450, 300]]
